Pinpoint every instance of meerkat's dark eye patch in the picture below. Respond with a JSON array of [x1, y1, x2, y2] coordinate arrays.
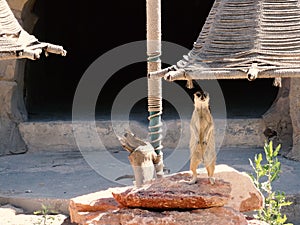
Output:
[[195, 91, 206, 98], [195, 91, 207, 101], [195, 91, 202, 98]]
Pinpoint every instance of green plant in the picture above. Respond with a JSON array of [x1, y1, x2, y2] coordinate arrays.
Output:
[[33, 204, 58, 225], [249, 141, 293, 225]]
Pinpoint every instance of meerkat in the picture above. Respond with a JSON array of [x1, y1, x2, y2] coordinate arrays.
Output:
[[189, 91, 216, 185]]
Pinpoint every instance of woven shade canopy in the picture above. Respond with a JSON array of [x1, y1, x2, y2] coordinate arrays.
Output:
[[0, 0, 66, 60], [150, 0, 300, 85]]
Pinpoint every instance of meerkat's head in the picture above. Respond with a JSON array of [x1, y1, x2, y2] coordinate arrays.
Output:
[[194, 91, 210, 108]]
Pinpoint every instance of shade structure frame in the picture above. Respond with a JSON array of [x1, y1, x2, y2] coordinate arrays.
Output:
[[149, 65, 300, 81], [149, 0, 300, 82], [0, 0, 66, 60]]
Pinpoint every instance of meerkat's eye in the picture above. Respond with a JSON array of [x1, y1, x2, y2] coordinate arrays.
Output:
[[195, 92, 201, 98]]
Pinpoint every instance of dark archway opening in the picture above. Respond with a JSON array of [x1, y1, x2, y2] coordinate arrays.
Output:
[[24, 0, 278, 121]]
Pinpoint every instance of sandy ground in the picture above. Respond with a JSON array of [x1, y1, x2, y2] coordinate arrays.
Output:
[[0, 205, 75, 225], [0, 147, 299, 224]]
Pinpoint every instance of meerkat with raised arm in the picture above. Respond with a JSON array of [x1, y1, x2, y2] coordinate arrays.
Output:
[[189, 91, 216, 185]]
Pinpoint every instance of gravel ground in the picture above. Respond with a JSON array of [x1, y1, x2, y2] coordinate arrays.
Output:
[[0, 205, 76, 225]]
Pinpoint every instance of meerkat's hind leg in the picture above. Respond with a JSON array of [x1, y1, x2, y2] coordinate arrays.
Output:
[[188, 174, 198, 185], [206, 159, 216, 185], [209, 177, 215, 185], [188, 157, 201, 184]]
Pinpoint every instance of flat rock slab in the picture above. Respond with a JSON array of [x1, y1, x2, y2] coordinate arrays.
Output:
[[69, 187, 129, 212], [197, 164, 264, 212], [112, 174, 231, 209], [69, 165, 265, 224], [69, 186, 130, 224], [85, 207, 248, 225]]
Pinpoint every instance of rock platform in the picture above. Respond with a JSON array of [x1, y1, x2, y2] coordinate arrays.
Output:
[[70, 165, 264, 225]]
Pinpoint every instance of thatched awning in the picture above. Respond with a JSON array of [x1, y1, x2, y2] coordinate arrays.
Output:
[[0, 0, 66, 60], [149, 0, 300, 85]]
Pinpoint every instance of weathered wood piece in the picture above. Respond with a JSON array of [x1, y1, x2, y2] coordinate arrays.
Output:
[[118, 132, 161, 186]]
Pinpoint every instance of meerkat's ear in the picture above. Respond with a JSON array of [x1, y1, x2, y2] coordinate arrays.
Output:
[[205, 92, 209, 100]]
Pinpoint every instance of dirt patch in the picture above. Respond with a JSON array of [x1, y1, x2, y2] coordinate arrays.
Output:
[[0, 205, 76, 225]]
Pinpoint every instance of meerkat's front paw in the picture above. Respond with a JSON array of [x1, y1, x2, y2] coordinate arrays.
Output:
[[209, 177, 215, 185]]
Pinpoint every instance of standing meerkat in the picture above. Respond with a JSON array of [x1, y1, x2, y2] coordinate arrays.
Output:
[[189, 91, 216, 185]]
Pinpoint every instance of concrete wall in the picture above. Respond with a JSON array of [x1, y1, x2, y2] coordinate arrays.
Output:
[[18, 119, 266, 153]]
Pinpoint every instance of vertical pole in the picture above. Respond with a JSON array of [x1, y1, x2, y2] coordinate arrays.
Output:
[[146, 0, 164, 176]]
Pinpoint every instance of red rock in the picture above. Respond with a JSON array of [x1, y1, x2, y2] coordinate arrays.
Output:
[[69, 186, 130, 224], [69, 165, 264, 225], [112, 174, 231, 209], [197, 164, 264, 212], [72, 211, 103, 225], [87, 207, 248, 225]]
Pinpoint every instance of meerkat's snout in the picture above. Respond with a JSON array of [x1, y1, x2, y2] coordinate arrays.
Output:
[[195, 91, 207, 101]]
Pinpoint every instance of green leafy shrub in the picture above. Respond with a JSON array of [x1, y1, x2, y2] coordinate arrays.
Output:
[[249, 141, 293, 225]]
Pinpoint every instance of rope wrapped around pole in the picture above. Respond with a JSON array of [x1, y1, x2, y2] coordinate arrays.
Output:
[[147, 0, 164, 177]]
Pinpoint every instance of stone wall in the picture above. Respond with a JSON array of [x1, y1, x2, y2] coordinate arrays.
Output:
[[0, 0, 32, 155], [262, 78, 293, 155], [287, 78, 300, 160], [18, 119, 265, 152], [0, 59, 27, 155], [262, 78, 300, 160]]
